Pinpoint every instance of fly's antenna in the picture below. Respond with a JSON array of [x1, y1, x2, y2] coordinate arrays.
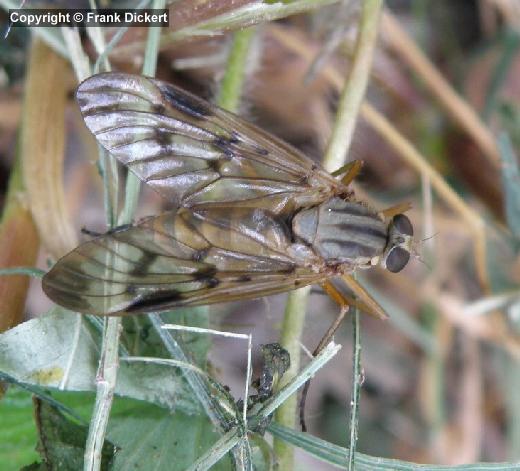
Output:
[[410, 232, 439, 271], [420, 232, 439, 243]]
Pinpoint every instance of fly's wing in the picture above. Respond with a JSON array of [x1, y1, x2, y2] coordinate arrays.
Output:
[[42, 208, 327, 315], [77, 73, 345, 214]]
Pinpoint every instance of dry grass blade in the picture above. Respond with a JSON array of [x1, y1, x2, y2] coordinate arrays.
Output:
[[21, 38, 77, 259], [380, 11, 501, 167]]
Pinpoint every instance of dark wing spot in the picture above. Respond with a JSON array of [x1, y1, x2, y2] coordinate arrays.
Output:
[[193, 267, 219, 288], [153, 103, 166, 115], [280, 265, 296, 275], [192, 248, 210, 262], [213, 137, 235, 158], [126, 290, 183, 312], [158, 83, 212, 119], [229, 132, 241, 144], [129, 252, 158, 277], [254, 146, 269, 156], [154, 129, 171, 146], [207, 159, 222, 173], [76, 96, 88, 109], [206, 278, 220, 288]]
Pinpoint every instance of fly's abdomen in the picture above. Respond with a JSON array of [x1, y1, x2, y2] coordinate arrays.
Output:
[[292, 198, 388, 264]]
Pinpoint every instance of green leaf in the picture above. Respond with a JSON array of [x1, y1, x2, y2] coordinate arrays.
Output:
[[0, 308, 198, 413], [268, 423, 520, 470], [0, 387, 39, 470], [107, 401, 231, 471], [28, 398, 115, 471]]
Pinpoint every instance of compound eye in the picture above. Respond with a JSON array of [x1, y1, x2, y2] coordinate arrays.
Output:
[[392, 214, 413, 236], [385, 246, 410, 273]]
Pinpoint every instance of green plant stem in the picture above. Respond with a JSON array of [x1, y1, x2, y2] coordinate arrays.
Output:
[[274, 285, 312, 470], [84, 317, 121, 471], [217, 28, 256, 112], [275, 1, 382, 468], [85, 4, 164, 470], [325, 2, 382, 468], [347, 307, 361, 469], [323, 0, 383, 170], [117, 0, 163, 227], [0, 267, 45, 278]]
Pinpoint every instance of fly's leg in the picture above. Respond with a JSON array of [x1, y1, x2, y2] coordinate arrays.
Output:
[[299, 280, 350, 432], [299, 277, 389, 431], [81, 223, 133, 237], [331, 159, 363, 186], [340, 274, 388, 320], [379, 202, 412, 220]]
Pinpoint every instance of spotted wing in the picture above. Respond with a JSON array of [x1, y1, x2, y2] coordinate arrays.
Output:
[[42, 207, 328, 316], [77, 72, 345, 214]]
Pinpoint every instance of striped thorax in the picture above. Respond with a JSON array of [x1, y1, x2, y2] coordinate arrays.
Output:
[[292, 198, 413, 273]]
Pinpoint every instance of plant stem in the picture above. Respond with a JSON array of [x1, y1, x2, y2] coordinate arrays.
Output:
[[117, 0, 163, 226], [217, 27, 256, 112], [347, 307, 361, 469], [84, 317, 121, 471], [323, 0, 383, 170], [85, 4, 164, 469], [273, 285, 311, 470], [275, 1, 381, 468]]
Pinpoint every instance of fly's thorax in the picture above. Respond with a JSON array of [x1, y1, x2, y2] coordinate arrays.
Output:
[[292, 198, 388, 266]]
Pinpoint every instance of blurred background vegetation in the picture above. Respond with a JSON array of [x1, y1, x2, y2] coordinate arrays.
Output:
[[0, 0, 520, 470]]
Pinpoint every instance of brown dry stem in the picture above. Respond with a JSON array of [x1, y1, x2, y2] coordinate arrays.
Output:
[[21, 38, 77, 259]]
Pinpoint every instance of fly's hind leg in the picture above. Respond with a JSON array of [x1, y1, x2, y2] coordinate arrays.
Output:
[[299, 280, 350, 432]]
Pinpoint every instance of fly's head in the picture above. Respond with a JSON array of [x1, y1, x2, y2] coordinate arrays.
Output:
[[379, 214, 414, 273]]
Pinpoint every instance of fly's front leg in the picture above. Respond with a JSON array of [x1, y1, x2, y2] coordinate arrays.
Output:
[[341, 274, 388, 320], [331, 159, 363, 186], [81, 223, 133, 237], [379, 202, 412, 220], [299, 280, 351, 432]]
